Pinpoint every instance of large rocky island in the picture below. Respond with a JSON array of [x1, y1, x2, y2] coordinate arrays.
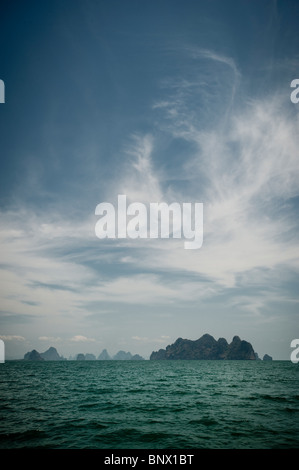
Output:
[[150, 334, 256, 360]]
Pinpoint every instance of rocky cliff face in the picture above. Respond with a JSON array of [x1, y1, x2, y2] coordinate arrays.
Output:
[[150, 334, 256, 360]]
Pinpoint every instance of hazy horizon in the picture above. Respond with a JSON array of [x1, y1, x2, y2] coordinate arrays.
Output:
[[2, 333, 279, 361]]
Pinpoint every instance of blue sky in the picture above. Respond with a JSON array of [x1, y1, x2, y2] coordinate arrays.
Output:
[[0, 0, 299, 359]]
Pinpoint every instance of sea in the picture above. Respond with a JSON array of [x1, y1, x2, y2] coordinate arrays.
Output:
[[0, 360, 298, 450]]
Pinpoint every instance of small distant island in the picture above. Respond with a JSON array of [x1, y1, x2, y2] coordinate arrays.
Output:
[[74, 349, 145, 361], [24, 347, 66, 361], [150, 334, 271, 360]]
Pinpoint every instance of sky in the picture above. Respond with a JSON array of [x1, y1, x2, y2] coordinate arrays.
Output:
[[0, 0, 299, 360]]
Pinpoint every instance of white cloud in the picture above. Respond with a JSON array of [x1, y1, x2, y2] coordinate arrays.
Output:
[[0, 48, 298, 359], [132, 335, 171, 344], [38, 336, 61, 342], [1, 88, 298, 327], [117, 134, 163, 204], [70, 335, 96, 342], [140, 62, 299, 290], [132, 336, 149, 342], [0, 335, 25, 341]]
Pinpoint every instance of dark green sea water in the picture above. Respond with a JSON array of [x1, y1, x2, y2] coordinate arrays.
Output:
[[0, 360, 298, 449]]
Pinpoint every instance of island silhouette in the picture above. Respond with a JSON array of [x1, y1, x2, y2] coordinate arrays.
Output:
[[22, 334, 273, 361]]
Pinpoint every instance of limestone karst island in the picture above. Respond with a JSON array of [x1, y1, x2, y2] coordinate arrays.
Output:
[[22, 334, 273, 361]]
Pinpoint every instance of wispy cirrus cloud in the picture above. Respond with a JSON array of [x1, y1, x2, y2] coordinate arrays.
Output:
[[106, 49, 299, 321], [115, 133, 163, 204], [1, 53, 298, 327], [1, 43, 298, 359]]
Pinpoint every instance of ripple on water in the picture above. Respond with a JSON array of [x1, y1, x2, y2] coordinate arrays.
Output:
[[0, 361, 298, 449]]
